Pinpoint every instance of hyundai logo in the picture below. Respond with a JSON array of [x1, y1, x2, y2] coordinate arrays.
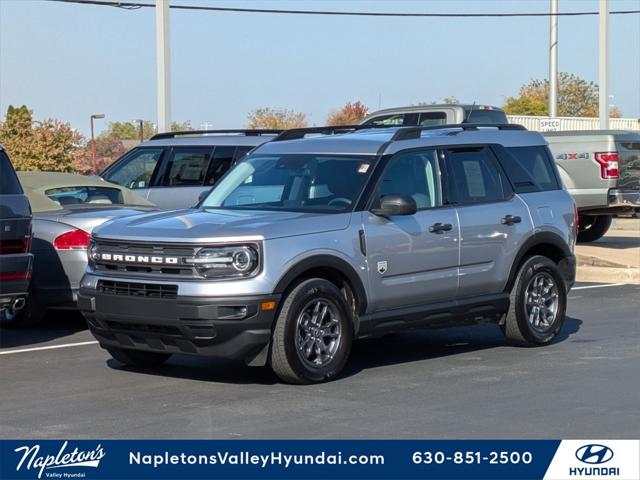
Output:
[[575, 444, 614, 465]]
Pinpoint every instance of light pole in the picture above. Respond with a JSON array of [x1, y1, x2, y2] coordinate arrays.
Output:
[[599, 0, 609, 129], [549, 0, 558, 117], [134, 119, 144, 143], [156, 0, 171, 133], [90, 113, 105, 173]]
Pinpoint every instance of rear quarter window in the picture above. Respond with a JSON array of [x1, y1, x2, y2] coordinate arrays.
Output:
[[0, 151, 23, 195], [506, 146, 561, 191], [463, 109, 508, 124]]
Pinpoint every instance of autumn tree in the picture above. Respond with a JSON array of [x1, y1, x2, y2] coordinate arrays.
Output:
[[503, 72, 622, 117], [247, 107, 308, 129], [0, 105, 83, 172], [75, 136, 127, 174], [100, 120, 156, 141], [326, 101, 369, 126]]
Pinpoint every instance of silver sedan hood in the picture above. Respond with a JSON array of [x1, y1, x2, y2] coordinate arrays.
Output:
[[92, 208, 352, 243], [34, 205, 159, 234]]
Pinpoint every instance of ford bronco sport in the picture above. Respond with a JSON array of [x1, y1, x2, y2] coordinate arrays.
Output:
[[80, 124, 577, 384]]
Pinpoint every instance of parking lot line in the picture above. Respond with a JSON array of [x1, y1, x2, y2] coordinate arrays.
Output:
[[0, 340, 98, 356], [572, 283, 627, 290]]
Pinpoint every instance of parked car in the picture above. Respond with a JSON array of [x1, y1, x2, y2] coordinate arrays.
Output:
[[544, 130, 640, 242], [99, 129, 281, 210], [360, 104, 508, 127], [79, 124, 576, 384], [0, 172, 157, 327], [0, 146, 33, 321]]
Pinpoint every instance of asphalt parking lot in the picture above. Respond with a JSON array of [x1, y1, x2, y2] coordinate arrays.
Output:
[[1, 282, 638, 439]]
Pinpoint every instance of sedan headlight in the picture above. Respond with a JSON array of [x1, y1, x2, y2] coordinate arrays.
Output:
[[189, 245, 259, 279]]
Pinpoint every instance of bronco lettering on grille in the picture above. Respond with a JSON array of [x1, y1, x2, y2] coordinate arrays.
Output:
[[98, 253, 179, 265]]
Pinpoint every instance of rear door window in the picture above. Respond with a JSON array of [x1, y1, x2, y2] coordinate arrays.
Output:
[[506, 146, 561, 191], [0, 151, 23, 195], [463, 108, 508, 124], [418, 112, 447, 126], [103, 148, 164, 190], [162, 147, 212, 186], [446, 147, 507, 204]]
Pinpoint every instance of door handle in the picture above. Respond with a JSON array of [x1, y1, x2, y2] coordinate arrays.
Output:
[[429, 222, 453, 233], [501, 214, 522, 225]]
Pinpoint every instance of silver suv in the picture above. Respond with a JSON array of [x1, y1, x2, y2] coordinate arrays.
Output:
[[79, 124, 577, 384], [100, 130, 281, 209]]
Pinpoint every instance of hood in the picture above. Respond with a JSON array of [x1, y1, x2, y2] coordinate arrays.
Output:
[[92, 208, 352, 243], [35, 205, 158, 234]]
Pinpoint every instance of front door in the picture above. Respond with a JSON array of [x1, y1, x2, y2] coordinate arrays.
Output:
[[362, 148, 459, 312]]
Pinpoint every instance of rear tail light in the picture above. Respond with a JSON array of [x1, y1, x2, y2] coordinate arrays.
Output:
[[53, 229, 90, 250], [594, 152, 619, 179], [0, 238, 30, 254], [0, 271, 31, 281]]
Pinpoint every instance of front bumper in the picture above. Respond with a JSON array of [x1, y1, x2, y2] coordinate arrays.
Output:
[[79, 282, 279, 365]]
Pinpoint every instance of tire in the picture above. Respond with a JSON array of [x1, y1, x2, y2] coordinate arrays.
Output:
[[0, 295, 46, 328], [270, 278, 353, 384], [577, 215, 612, 243], [503, 255, 567, 346], [107, 347, 170, 367]]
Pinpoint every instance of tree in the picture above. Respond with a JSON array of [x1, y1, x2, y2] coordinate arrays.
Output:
[[100, 120, 156, 141], [75, 137, 127, 175], [326, 101, 369, 126], [171, 120, 193, 132], [503, 72, 623, 117], [0, 105, 83, 172], [247, 107, 308, 129], [415, 96, 460, 106]]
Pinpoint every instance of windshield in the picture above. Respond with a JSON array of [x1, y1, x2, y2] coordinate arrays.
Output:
[[45, 186, 124, 206], [202, 154, 376, 213]]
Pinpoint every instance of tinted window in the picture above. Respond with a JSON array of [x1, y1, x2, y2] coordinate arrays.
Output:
[[104, 148, 164, 190], [418, 112, 447, 126], [379, 149, 441, 209], [364, 114, 405, 126], [45, 186, 124, 205], [448, 148, 506, 204], [234, 146, 254, 162], [163, 147, 211, 186], [204, 146, 235, 186], [463, 109, 508, 124], [507, 146, 560, 191], [0, 151, 22, 195], [203, 154, 375, 213]]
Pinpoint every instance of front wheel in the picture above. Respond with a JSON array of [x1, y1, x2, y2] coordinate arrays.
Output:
[[270, 278, 353, 384], [502, 255, 567, 346]]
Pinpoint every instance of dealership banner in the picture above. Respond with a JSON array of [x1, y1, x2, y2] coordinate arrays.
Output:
[[1, 439, 638, 479]]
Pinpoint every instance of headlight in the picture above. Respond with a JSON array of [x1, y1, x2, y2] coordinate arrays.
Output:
[[189, 245, 259, 279], [87, 240, 98, 267]]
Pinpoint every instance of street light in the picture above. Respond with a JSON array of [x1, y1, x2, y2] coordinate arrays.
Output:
[[133, 119, 144, 143], [90, 113, 105, 173]]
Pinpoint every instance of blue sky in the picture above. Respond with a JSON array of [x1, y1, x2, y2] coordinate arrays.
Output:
[[1, 0, 639, 137]]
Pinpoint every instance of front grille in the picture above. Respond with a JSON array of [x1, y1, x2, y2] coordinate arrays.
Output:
[[93, 240, 197, 277], [97, 280, 178, 299]]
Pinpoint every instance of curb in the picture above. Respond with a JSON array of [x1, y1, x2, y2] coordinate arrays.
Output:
[[576, 265, 640, 284]]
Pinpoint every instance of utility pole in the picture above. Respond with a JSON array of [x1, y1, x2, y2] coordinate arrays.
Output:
[[549, 0, 558, 117], [90, 114, 105, 173], [156, 0, 171, 133], [598, 0, 609, 129]]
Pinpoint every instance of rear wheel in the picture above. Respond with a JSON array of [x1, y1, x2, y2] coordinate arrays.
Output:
[[107, 347, 170, 367], [503, 255, 566, 346], [270, 278, 353, 384], [577, 215, 612, 243]]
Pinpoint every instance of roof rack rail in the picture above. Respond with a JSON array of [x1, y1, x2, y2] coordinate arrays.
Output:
[[272, 125, 380, 142], [389, 123, 526, 142], [149, 129, 283, 141]]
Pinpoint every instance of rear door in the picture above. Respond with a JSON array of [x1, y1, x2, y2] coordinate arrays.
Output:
[[147, 146, 214, 209], [444, 145, 532, 298], [363, 148, 459, 311]]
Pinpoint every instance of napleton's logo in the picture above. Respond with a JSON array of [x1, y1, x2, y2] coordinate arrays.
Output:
[[14, 441, 105, 479], [97, 252, 179, 265]]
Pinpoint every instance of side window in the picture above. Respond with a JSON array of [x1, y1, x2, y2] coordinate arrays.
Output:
[[379, 149, 441, 209], [204, 146, 236, 186], [233, 146, 254, 163], [418, 112, 447, 126], [162, 147, 212, 187], [447, 147, 506, 204], [103, 148, 164, 190], [506, 146, 561, 191], [364, 114, 405, 127]]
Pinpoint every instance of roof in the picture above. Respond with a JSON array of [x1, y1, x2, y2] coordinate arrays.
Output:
[[253, 126, 547, 156], [363, 104, 504, 117], [17, 171, 154, 212], [141, 130, 280, 148]]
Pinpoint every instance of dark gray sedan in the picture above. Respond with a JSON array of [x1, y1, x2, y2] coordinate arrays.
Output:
[[1, 172, 157, 327]]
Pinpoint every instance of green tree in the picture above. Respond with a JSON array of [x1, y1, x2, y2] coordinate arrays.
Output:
[[503, 72, 623, 117], [327, 101, 369, 126], [100, 120, 156, 141], [171, 120, 193, 132], [0, 105, 83, 172], [247, 107, 308, 129], [414, 96, 460, 106]]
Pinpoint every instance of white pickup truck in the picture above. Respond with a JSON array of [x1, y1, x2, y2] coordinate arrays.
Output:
[[544, 130, 640, 242]]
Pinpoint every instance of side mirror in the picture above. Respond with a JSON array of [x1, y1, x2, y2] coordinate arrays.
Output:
[[371, 194, 417, 217], [194, 190, 209, 208]]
